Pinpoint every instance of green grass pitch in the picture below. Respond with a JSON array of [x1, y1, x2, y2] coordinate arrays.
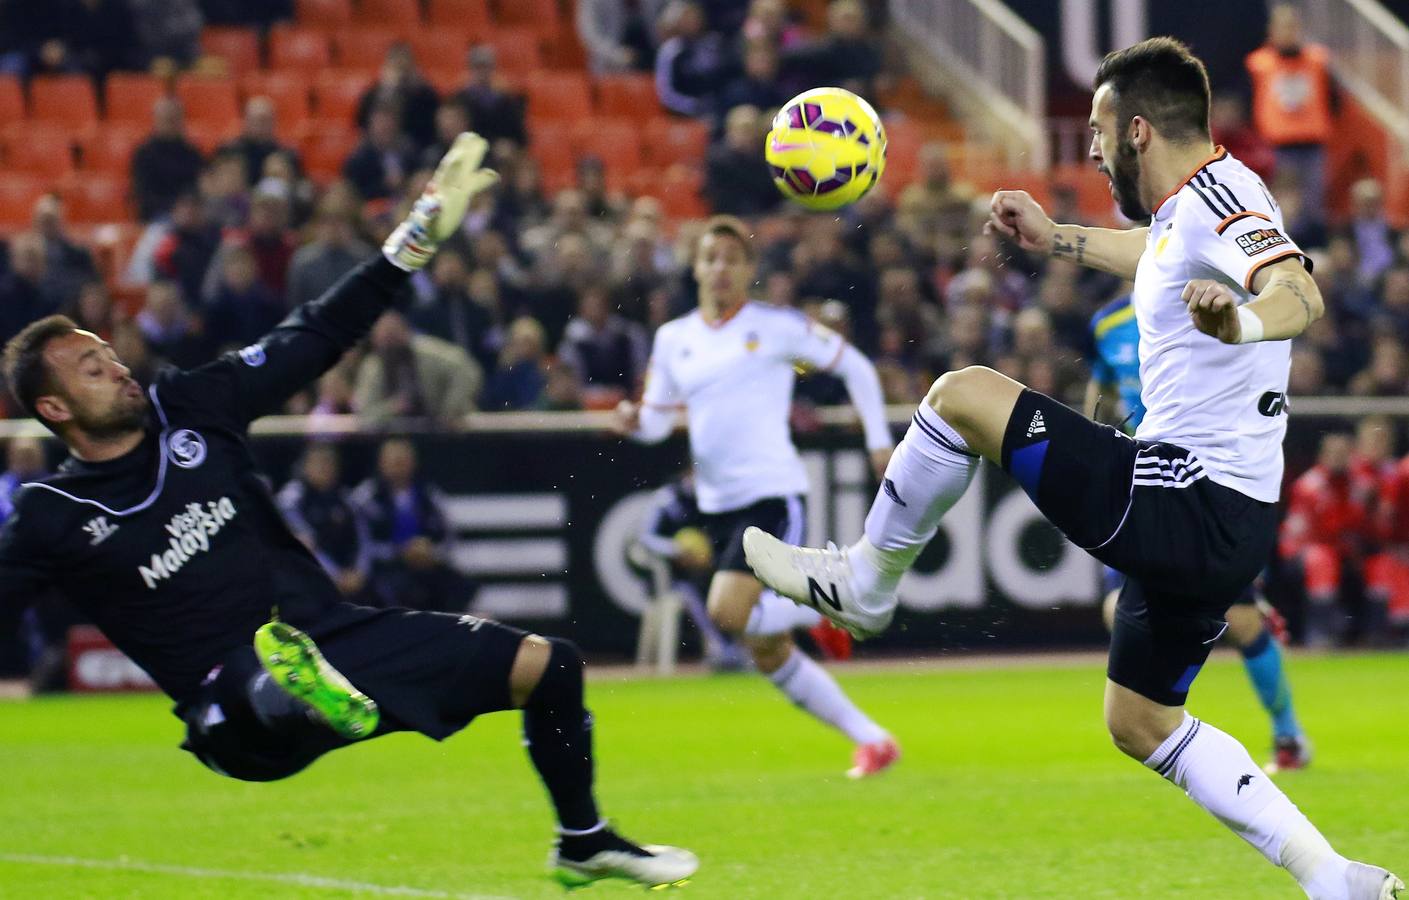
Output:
[[0, 652, 1404, 898]]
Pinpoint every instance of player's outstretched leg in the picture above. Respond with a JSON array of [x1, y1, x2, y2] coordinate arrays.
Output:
[[745, 368, 1012, 637], [513, 635, 698, 888], [254, 620, 380, 740], [382, 131, 500, 272], [1226, 600, 1311, 773]]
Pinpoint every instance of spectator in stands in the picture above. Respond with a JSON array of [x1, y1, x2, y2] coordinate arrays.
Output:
[[342, 103, 418, 202], [353, 310, 483, 426], [63, 0, 142, 78], [654, 0, 738, 117], [420, 101, 472, 171], [1350, 335, 1409, 397], [897, 142, 974, 244], [453, 45, 527, 146], [947, 232, 1030, 312], [277, 443, 373, 601], [1011, 307, 1085, 404], [286, 196, 373, 308], [609, 218, 671, 323], [1280, 432, 1363, 646], [1035, 259, 1092, 353], [199, 0, 291, 28], [875, 265, 944, 365], [0, 233, 61, 347], [557, 284, 650, 404], [784, 0, 882, 100], [521, 189, 615, 269], [131, 97, 206, 222], [65, 280, 120, 341], [129, 0, 203, 68], [523, 232, 603, 347], [30, 194, 98, 310], [494, 156, 551, 236], [1246, 4, 1335, 230], [576, 0, 665, 73], [705, 105, 780, 216], [219, 97, 300, 191], [135, 278, 209, 369], [942, 302, 995, 371], [0, 436, 46, 523], [1209, 92, 1274, 182], [351, 437, 461, 612], [200, 149, 252, 229], [575, 157, 625, 223], [202, 180, 298, 303], [542, 359, 585, 411], [151, 191, 221, 307], [792, 219, 877, 350], [206, 242, 283, 349], [718, 42, 789, 118], [410, 248, 499, 374], [357, 42, 441, 154], [1349, 178, 1398, 289], [1288, 345, 1328, 395], [484, 316, 551, 410], [742, 0, 807, 52]]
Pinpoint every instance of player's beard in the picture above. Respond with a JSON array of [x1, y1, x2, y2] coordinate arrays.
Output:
[[73, 394, 150, 440], [1108, 137, 1149, 221]]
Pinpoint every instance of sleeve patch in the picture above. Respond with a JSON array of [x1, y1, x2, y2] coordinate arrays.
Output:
[[238, 344, 266, 367], [1235, 228, 1290, 257]]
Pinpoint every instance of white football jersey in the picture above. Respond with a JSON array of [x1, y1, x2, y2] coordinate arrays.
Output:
[[1132, 147, 1308, 502], [640, 302, 847, 513]]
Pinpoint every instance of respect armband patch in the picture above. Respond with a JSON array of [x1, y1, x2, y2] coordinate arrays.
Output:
[[1235, 228, 1290, 256]]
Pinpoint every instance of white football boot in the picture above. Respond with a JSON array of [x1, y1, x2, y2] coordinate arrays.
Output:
[[382, 131, 499, 272], [742, 527, 896, 639], [551, 842, 699, 889], [1346, 863, 1403, 900]]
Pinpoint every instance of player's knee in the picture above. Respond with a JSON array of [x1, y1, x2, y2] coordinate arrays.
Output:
[[926, 366, 996, 429], [708, 594, 752, 635], [1101, 590, 1119, 633], [1223, 604, 1262, 646], [745, 634, 792, 673], [1104, 704, 1178, 761], [516, 635, 582, 710]]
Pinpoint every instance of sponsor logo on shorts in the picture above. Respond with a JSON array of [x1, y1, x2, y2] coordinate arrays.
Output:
[[166, 429, 207, 469], [1235, 228, 1289, 257], [1026, 410, 1047, 438]]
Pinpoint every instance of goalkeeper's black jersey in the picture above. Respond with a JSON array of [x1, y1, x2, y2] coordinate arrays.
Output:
[[0, 259, 405, 708]]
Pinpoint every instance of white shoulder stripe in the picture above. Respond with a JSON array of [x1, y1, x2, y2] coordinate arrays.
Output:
[[23, 385, 173, 517]]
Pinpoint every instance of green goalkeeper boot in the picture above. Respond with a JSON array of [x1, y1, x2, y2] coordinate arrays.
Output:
[[253, 620, 379, 740]]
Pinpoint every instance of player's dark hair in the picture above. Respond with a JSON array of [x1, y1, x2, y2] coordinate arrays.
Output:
[[2, 314, 78, 422], [1094, 37, 1211, 143], [695, 215, 755, 261]]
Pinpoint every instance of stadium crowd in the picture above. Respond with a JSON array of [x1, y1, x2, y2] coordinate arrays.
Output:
[[1, 1, 1407, 649]]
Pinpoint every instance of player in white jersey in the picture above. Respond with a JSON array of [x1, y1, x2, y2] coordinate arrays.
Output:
[[614, 216, 901, 778], [745, 39, 1401, 898]]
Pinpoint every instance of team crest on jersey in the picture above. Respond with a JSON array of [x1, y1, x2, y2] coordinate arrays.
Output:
[[1235, 228, 1289, 256], [166, 429, 207, 469], [238, 344, 266, 367], [744, 331, 760, 352]]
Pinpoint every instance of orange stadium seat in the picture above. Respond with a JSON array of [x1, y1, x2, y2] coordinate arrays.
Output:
[[407, 31, 467, 72], [642, 117, 708, 167], [333, 28, 402, 72], [526, 120, 576, 192], [524, 71, 591, 121], [6, 126, 76, 179], [77, 124, 147, 175], [426, 0, 492, 38], [29, 76, 99, 132], [573, 118, 642, 173], [0, 76, 24, 121], [269, 26, 332, 73], [200, 27, 262, 75], [185, 120, 240, 154], [104, 73, 167, 125], [595, 73, 658, 122], [296, 0, 353, 29], [175, 75, 241, 129], [0, 175, 48, 228], [423, 68, 466, 96], [488, 28, 543, 76], [313, 70, 375, 128], [656, 165, 707, 220], [301, 128, 362, 184], [63, 174, 131, 224], [492, 0, 560, 39], [241, 71, 312, 137], [356, 0, 422, 28]]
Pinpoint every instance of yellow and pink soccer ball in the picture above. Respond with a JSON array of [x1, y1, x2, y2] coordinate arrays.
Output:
[[764, 87, 887, 211]]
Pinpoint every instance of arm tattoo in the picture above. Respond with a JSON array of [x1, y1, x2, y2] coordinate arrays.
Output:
[[1269, 277, 1315, 328], [1052, 231, 1086, 264]]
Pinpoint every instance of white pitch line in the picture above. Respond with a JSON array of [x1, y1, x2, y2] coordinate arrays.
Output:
[[0, 853, 518, 899]]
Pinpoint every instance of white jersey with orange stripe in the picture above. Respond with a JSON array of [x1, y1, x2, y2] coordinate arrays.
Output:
[[1133, 147, 1310, 503], [635, 301, 888, 514]]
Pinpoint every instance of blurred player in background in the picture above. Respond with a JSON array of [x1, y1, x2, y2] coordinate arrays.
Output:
[[1087, 293, 1311, 773], [615, 215, 900, 779], [748, 39, 1401, 898], [0, 135, 696, 889]]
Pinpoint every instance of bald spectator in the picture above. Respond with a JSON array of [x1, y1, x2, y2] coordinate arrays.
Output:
[[0, 233, 60, 345], [706, 105, 780, 216], [219, 97, 299, 189], [357, 42, 441, 152], [30, 194, 98, 308], [130, 97, 206, 221], [453, 45, 526, 146], [353, 310, 483, 425], [343, 103, 418, 201]]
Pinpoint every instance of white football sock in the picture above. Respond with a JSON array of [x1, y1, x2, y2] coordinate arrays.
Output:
[[853, 403, 979, 596], [746, 590, 822, 636], [1146, 713, 1350, 899], [768, 647, 887, 745]]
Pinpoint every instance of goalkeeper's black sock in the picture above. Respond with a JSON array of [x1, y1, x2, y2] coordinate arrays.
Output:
[[522, 638, 601, 832]]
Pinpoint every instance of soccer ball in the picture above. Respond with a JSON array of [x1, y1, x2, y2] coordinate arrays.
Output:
[[765, 87, 887, 211]]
